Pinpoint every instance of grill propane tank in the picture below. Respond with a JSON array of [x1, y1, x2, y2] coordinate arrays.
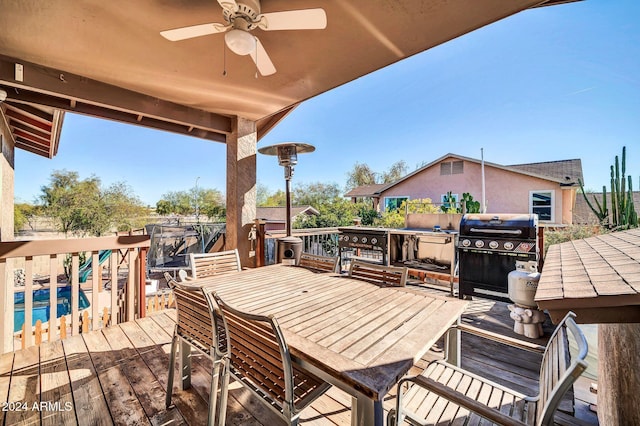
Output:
[[508, 260, 540, 308]]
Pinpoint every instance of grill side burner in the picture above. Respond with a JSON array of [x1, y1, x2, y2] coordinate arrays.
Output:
[[458, 214, 538, 301]]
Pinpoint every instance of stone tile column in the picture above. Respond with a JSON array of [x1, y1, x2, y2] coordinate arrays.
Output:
[[0, 121, 16, 352], [226, 117, 257, 268]]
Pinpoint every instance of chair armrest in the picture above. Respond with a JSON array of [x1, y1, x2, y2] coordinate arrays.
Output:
[[400, 374, 528, 426], [453, 323, 546, 353]]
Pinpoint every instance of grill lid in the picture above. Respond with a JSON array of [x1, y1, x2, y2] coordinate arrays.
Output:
[[459, 214, 538, 239]]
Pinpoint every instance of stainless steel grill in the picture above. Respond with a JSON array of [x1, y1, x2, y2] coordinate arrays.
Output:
[[458, 214, 538, 301], [338, 227, 388, 265]]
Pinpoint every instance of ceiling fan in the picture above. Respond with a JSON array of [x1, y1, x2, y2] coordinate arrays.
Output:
[[160, 0, 327, 76]]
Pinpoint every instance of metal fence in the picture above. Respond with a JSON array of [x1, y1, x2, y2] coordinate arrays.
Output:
[[263, 228, 341, 265]]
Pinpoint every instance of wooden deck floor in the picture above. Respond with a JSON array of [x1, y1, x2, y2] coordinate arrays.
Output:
[[0, 284, 598, 426]]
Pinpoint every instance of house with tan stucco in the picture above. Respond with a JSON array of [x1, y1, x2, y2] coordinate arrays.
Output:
[[345, 153, 583, 226]]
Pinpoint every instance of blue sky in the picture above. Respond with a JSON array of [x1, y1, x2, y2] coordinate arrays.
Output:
[[15, 0, 640, 206]]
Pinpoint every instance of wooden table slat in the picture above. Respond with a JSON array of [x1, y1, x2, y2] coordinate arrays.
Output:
[[193, 264, 468, 403]]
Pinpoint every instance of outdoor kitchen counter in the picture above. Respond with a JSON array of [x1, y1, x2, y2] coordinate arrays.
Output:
[[535, 227, 640, 425]]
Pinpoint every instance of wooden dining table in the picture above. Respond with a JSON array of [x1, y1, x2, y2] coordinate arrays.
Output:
[[183, 263, 468, 426]]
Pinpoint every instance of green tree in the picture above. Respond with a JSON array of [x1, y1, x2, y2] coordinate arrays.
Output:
[[346, 160, 408, 191], [294, 198, 377, 229], [103, 182, 147, 232], [155, 199, 172, 215], [14, 203, 40, 233], [346, 162, 378, 191], [197, 188, 225, 219], [381, 160, 408, 183], [156, 187, 225, 219], [156, 191, 193, 215], [39, 170, 146, 236], [261, 189, 286, 207], [256, 183, 271, 206], [293, 182, 343, 207]]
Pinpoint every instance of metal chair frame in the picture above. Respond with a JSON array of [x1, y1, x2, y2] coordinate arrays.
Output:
[[164, 272, 229, 426], [389, 311, 589, 426], [209, 291, 331, 426]]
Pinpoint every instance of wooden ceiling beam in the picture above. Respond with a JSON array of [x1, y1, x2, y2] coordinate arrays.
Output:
[[4, 108, 52, 132], [4, 101, 53, 123], [15, 140, 49, 157], [0, 55, 232, 142], [13, 128, 51, 147], [9, 120, 51, 140]]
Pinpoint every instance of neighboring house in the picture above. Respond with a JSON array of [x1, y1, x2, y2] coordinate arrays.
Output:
[[573, 191, 640, 225], [256, 206, 320, 232], [345, 153, 583, 226]]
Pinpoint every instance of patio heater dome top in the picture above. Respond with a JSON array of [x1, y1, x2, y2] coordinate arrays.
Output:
[[258, 142, 315, 167]]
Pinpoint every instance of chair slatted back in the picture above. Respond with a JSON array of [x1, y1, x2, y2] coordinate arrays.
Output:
[[164, 272, 214, 354], [190, 249, 241, 279], [348, 260, 408, 287], [215, 295, 290, 406], [536, 312, 588, 426], [299, 253, 339, 273]]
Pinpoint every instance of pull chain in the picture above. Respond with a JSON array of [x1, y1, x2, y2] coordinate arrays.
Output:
[[254, 36, 258, 78], [222, 37, 227, 76]]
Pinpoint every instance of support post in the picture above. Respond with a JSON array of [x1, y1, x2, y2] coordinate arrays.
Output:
[[226, 117, 257, 268], [598, 323, 640, 425]]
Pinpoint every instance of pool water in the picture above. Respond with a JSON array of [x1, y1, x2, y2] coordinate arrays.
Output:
[[14, 287, 91, 332]]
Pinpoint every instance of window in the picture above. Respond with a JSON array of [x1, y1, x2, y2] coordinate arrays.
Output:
[[530, 190, 554, 222], [441, 193, 459, 210], [384, 196, 408, 212], [440, 161, 464, 175]]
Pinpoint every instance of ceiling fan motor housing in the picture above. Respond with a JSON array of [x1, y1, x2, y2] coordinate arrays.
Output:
[[224, 0, 261, 29]]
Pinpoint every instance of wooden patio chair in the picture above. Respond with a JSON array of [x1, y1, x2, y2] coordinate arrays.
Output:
[[298, 252, 339, 273], [209, 291, 331, 426], [189, 249, 242, 279], [348, 259, 408, 287], [164, 272, 229, 426], [388, 311, 589, 426]]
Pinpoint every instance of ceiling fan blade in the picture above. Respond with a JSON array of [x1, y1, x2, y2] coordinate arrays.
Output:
[[160, 22, 229, 41], [217, 0, 238, 13], [249, 38, 276, 76], [259, 8, 327, 31]]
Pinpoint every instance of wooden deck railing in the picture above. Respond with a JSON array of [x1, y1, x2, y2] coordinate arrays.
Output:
[[258, 226, 341, 266], [0, 235, 150, 353]]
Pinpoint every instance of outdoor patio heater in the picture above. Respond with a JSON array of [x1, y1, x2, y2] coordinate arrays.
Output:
[[258, 142, 315, 264]]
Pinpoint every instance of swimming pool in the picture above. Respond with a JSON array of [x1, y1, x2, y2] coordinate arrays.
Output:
[[14, 287, 91, 332]]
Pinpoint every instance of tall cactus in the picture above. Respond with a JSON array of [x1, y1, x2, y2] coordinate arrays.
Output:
[[578, 179, 608, 225], [580, 146, 638, 230]]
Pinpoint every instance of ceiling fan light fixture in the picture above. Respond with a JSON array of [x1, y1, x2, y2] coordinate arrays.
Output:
[[225, 29, 256, 55]]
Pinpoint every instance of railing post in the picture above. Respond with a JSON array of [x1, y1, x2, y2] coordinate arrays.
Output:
[[255, 219, 266, 268], [0, 259, 14, 353], [139, 247, 147, 318], [537, 225, 545, 271]]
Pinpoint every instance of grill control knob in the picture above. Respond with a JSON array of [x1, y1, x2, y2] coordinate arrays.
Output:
[[371, 238, 378, 245], [461, 239, 471, 247], [362, 237, 368, 243], [489, 241, 499, 249], [475, 240, 485, 248], [504, 242, 514, 250], [352, 236, 358, 243]]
